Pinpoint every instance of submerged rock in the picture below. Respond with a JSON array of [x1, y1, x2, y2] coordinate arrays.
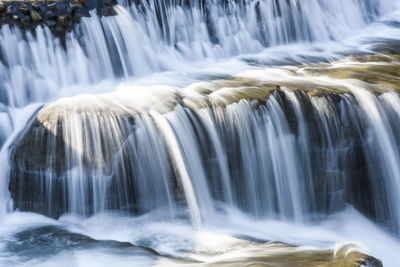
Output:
[[4, 226, 382, 266], [30, 9, 42, 22], [302, 58, 400, 92], [6, 225, 159, 260], [164, 241, 383, 267]]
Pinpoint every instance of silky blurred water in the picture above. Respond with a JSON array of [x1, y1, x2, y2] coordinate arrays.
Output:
[[1, 0, 400, 266]]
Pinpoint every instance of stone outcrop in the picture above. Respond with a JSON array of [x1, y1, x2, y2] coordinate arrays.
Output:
[[0, 0, 117, 37]]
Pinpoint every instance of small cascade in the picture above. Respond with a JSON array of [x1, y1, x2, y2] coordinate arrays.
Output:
[[2, 0, 400, 265], [0, 0, 395, 107], [7, 85, 400, 234], [150, 110, 203, 227], [348, 86, 400, 232]]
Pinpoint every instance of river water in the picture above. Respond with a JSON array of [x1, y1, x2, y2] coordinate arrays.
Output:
[[1, 0, 400, 266]]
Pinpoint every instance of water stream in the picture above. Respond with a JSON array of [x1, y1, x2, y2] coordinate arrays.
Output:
[[1, 0, 400, 266]]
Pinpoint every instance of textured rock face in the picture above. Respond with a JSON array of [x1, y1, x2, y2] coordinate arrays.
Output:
[[0, 0, 117, 36]]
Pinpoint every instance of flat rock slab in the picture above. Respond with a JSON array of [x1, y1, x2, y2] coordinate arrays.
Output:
[[0, 0, 117, 37]]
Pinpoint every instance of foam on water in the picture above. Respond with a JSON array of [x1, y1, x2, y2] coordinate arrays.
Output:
[[1, 0, 400, 266], [1, 207, 399, 266]]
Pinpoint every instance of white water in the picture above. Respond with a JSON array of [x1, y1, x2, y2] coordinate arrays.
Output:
[[1, 0, 400, 266]]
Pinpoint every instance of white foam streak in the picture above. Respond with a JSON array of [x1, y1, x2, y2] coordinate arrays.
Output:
[[151, 111, 203, 228]]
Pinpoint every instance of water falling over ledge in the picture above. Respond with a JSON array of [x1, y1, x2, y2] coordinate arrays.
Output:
[[8, 56, 400, 236], [2, 0, 400, 266]]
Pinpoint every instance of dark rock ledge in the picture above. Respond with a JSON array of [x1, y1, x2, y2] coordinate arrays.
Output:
[[0, 0, 117, 37]]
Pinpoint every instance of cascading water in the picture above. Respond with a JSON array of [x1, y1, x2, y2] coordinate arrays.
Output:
[[1, 0, 400, 266], [0, 0, 395, 106], [9, 87, 400, 230]]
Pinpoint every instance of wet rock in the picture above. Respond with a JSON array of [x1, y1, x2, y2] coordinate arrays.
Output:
[[21, 17, 30, 26], [54, 24, 65, 35], [98, 6, 117, 16], [31, 2, 39, 10], [0, 2, 5, 13], [47, 19, 56, 27], [30, 10, 42, 22], [69, 1, 81, 11], [19, 4, 29, 15], [46, 10, 56, 19], [47, 2, 58, 11], [5, 226, 157, 259], [6, 5, 14, 15], [59, 14, 70, 27], [168, 241, 384, 267], [302, 54, 400, 92], [0, 0, 118, 38]]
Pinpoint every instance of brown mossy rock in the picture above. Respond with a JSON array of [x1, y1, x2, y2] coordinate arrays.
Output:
[[30, 9, 41, 21], [58, 13, 70, 26], [184, 53, 400, 109], [300, 54, 400, 92], [167, 242, 383, 266]]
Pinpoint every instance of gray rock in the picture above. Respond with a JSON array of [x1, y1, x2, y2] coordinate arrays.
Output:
[[0, 0, 118, 38], [30, 9, 41, 22], [59, 14, 70, 27], [0, 2, 5, 13], [19, 4, 29, 15]]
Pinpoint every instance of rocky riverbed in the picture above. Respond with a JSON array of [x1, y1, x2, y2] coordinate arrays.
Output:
[[0, 0, 117, 36]]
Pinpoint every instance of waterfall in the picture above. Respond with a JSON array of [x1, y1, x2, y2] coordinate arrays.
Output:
[[2, 0, 400, 266], [0, 0, 396, 106], [8, 86, 400, 234]]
